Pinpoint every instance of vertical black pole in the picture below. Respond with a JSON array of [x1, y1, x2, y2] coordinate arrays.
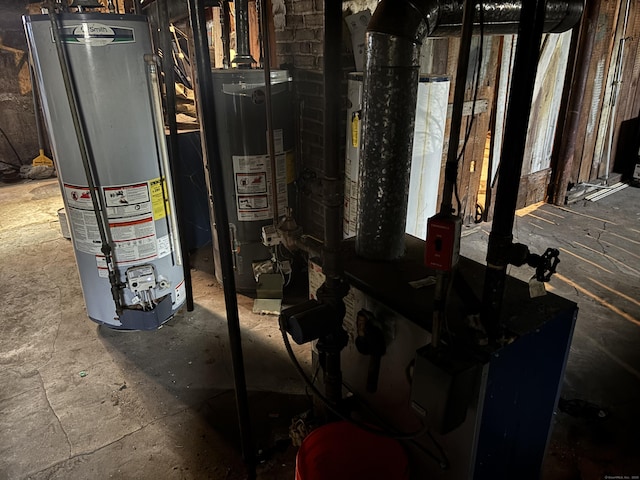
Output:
[[187, 0, 256, 476], [322, 0, 342, 284], [482, 0, 548, 337], [221, 1, 232, 69], [158, 0, 195, 312], [317, 0, 348, 406]]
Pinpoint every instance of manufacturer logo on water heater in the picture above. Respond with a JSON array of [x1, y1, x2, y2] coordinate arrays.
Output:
[[54, 23, 135, 46]]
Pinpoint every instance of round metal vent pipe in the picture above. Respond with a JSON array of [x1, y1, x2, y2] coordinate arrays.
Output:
[[232, 0, 255, 67], [355, 0, 584, 260]]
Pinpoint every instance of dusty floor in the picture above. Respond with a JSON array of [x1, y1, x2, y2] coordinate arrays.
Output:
[[1, 178, 640, 479], [0, 178, 311, 480], [462, 185, 640, 479]]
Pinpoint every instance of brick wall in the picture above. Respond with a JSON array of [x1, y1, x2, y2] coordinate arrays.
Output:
[[274, 0, 325, 71], [273, 0, 366, 239]]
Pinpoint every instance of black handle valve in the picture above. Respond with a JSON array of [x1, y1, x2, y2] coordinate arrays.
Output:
[[535, 248, 560, 282]]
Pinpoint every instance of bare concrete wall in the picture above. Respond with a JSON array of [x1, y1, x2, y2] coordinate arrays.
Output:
[[0, 0, 38, 168]]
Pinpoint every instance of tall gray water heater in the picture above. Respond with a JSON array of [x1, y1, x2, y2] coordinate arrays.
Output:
[[24, 14, 185, 329], [209, 70, 295, 293]]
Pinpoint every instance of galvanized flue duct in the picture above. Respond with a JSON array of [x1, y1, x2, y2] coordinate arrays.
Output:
[[355, 0, 584, 260]]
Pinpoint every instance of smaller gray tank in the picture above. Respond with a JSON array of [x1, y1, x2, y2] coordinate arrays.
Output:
[[209, 69, 295, 293]]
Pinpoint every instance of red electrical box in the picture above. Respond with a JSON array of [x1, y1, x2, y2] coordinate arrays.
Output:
[[425, 215, 462, 271]]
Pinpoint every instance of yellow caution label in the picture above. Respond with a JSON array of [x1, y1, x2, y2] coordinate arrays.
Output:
[[150, 177, 170, 220], [351, 111, 360, 147], [286, 151, 296, 184]]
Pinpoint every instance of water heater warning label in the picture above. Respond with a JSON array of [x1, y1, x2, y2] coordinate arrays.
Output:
[[63, 184, 100, 254], [150, 178, 170, 220], [109, 215, 158, 263], [64, 183, 160, 263], [104, 183, 152, 218], [233, 154, 288, 221]]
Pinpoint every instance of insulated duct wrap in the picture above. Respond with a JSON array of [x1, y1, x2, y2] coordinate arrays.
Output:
[[355, 33, 420, 259], [355, 0, 584, 260], [366, 1, 583, 38]]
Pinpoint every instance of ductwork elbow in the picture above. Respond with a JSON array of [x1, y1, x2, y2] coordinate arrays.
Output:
[[366, 0, 439, 43]]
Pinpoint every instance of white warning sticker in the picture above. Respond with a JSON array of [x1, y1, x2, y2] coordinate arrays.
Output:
[[109, 215, 158, 263], [96, 256, 109, 278], [64, 184, 94, 211], [232, 153, 288, 221], [64, 184, 102, 254], [157, 234, 172, 259], [68, 207, 102, 255], [104, 183, 152, 219], [63, 182, 160, 263]]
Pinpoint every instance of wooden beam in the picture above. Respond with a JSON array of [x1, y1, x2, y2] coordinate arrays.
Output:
[[212, 6, 224, 68], [248, 1, 260, 65]]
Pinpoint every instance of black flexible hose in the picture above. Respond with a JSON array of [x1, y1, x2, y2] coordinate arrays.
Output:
[[279, 321, 427, 441], [280, 322, 452, 469]]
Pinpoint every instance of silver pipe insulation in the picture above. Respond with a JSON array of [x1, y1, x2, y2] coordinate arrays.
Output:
[[145, 55, 183, 267], [355, 33, 420, 260], [355, 0, 584, 260]]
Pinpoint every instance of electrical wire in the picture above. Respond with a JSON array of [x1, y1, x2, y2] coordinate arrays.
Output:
[[454, 1, 485, 216], [0, 126, 23, 167], [275, 243, 293, 287], [281, 323, 452, 469], [304, 362, 321, 399]]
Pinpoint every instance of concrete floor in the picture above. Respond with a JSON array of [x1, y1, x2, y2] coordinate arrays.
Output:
[[462, 185, 640, 479], [0, 178, 311, 480], [1, 178, 640, 479]]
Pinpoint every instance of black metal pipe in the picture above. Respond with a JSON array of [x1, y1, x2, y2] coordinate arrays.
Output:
[[47, 6, 122, 314], [440, 0, 477, 215], [221, 1, 232, 68], [258, 0, 279, 226], [481, 0, 548, 336], [322, 0, 343, 282], [368, 1, 584, 39], [317, 0, 347, 407], [158, 0, 195, 312], [187, 0, 256, 476], [233, 0, 254, 67]]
